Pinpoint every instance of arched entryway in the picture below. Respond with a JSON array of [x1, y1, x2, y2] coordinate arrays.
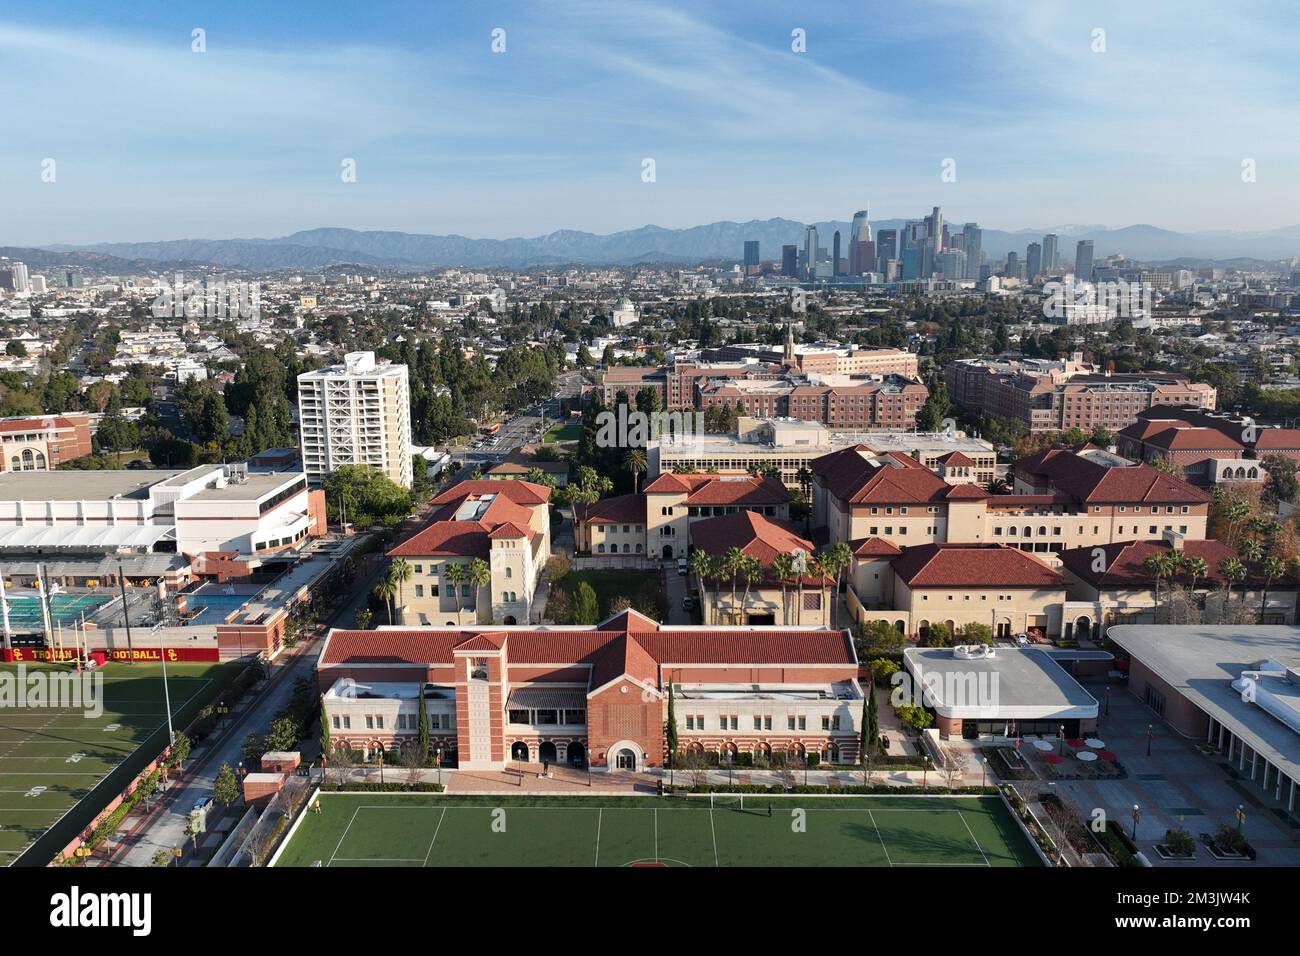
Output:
[[662, 544, 674, 559], [605, 739, 645, 771], [568, 742, 586, 767], [510, 741, 529, 761], [539, 741, 558, 764], [754, 741, 772, 765], [720, 741, 738, 764], [615, 748, 637, 770], [1074, 616, 1092, 641], [503, 615, 517, 625]]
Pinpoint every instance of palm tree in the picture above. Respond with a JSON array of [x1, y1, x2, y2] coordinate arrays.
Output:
[[1221, 498, 1251, 547], [1238, 538, 1264, 565], [771, 553, 796, 625], [790, 548, 811, 626], [723, 547, 745, 624], [373, 574, 398, 626], [389, 557, 413, 611], [827, 542, 853, 630], [624, 448, 647, 494], [1219, 557, 1247, 607], [1142, 553, 1171, 610], [987, 476, 1012, 495], [688, 549, 714, 623], [467, 558, 491, 623], [442, 561, 465, 616], [738, 555, 763, 624], [1183, 555, 1208, 605], [1260, 555, 1285, 622], [812, 552, 834, 627]]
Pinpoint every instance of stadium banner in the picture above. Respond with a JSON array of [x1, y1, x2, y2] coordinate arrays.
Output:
[[1, 646, 220, 663]]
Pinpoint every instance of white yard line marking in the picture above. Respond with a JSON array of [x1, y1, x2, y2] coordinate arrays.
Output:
[[866, 809, 893, 867], [957, 812, 992, 867], [709, 807, 719, 867], [593, 808, 602, 867], [421, 807, 448, 867], [328, 807, 361, 867], [654, 807, 658, 863]]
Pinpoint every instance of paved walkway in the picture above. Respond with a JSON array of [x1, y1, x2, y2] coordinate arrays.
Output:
[[1050, 678, 1300, 865]]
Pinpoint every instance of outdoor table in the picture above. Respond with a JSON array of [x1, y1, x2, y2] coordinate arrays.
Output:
[[1032, 739, 1055, 751], [1076, 751, 1098, 762], [1085, 738, 1105, 748]]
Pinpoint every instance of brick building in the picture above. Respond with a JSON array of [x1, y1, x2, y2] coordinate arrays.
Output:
[[0, 413, 92, 471], [317, 609, 864, 771]]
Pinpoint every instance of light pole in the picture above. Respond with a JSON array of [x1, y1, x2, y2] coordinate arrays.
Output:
[[1058, 724, 1065, 756], [922, 754, 930, 788], [155, 623, 175, 751], [1235, 804, 1246, 835], [1146, 723, 1154, 756], [1104, 685, 1111, 717], [117, 561, 135, 663], [980, 755, 988, 788], [1131, 804, 1141, 842]]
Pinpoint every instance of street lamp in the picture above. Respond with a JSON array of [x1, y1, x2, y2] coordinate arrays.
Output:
[[1104, 685, 1111, 717], [1235, 804, 1246, 835], [1146, 723, 1154, 756], [1131, 804, 1141, 841], [922, 754, 930, 788], [980, 755, 988, 788], [1058, 724, 1065, 756]]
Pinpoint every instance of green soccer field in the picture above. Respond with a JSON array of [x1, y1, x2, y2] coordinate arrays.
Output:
[[274, 793, 1042, 868], [0, 659, 247, 865]]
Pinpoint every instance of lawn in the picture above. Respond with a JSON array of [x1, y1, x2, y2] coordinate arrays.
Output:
[[543, 422, 581, 443], [561, 569, 656, 617], [0, 659, 247, 865], [274, 793, 1041, 868]]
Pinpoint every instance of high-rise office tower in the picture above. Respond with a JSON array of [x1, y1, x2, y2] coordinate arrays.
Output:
[[962, 223, 982, 280], [832, 231, 842, 276], [1005, 251, 1021, 279], [928, 207, 944, 252], [803, 226, 819, 280], [937, 250, 966, 280], [7, 261, 29, 294], [743, 241, 760, 271], [1026, 242, 1042, 281], [1074, 240, 1095, 280], [876, 229, 898, 264], [849, 210, 870, 274], [297, 351, 413, 489], [1042, 234, 1058, 273], [781, 245, 798, 276]]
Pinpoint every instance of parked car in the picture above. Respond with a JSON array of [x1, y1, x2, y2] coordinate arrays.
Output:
[[682, 596, 695, 611], [677, 558, 688, 575], [192, 796, 213, 814]]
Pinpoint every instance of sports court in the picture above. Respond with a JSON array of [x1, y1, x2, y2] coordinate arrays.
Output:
[[0, 659, 243, 864], [275, 793, 1041, 868]]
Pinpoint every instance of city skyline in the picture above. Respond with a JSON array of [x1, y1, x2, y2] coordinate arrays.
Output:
[[2, 1, 1298, 245]]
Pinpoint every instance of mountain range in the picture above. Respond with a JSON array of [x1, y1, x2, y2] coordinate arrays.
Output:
[[24, 219, 1300, 272]]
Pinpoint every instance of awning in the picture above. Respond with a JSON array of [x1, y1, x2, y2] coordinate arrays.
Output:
[[505, 687, 587, 711], [0, 524, 176, 550]]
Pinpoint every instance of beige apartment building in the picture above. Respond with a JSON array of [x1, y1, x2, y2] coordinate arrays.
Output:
[[387, 480, 552, 626], [849, 543, 1069, 640], [812, 445, 1211, 560], [297, 351, 413, 488]]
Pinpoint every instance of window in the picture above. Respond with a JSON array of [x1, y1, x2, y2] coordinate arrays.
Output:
[[414, 585, 424, 598], [331, 715, 341, 729]]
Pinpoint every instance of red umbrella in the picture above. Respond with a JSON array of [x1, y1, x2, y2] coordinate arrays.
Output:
[[1043, 753, 1064, 765], [1066, 738, 1086, 749], [1097, 750, 1117, 762]]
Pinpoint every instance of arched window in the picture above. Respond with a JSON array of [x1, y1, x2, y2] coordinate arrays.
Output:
[[505, 566, 512, 578], [34, 453, 46, 469], [8, 456, 17, 471], [597, 544, 605, 553], [21, 449, 34, 470]]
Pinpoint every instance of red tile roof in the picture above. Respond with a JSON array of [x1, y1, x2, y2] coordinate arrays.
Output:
[[430, 479, 551, 506], [1253, 429, 1300, 450], [487, 522, 530, 539], [810, 446, 949, 505], [1015, 448, 1210, 504], [644, 473, 788, 506], [1058, 539, 1293, 589], [387, 521, 491, 558], [937, 451, 975, 466], [891, 543, 1066, 589], [320, 618, 856, 673], [690, 511, 813, 565], [574, 494, 646, 525], [852, 536, 903, 557]]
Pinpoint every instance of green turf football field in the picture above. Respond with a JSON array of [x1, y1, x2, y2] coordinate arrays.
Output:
[[0, 659, 246, 864], [275, 793, 1042, 868]]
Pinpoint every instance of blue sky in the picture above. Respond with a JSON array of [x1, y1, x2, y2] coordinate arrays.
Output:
[[2, 0, 1297, 244]]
